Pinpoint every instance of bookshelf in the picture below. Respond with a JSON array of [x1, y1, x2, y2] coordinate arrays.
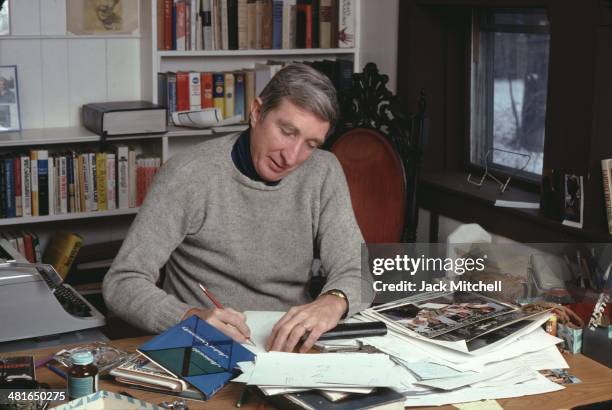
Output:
[[0, 0, 397, 255]]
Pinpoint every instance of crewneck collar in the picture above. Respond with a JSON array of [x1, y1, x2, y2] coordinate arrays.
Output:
[[231, 129, 280, 187]]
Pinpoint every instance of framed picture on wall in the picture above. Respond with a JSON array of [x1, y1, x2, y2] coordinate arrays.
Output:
[[0, 65, 21, 132], [66, 0, 139, 35], [0, 0, 9, 36]]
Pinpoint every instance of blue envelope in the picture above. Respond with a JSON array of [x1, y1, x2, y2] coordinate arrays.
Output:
[[138, 315, 255, 399]]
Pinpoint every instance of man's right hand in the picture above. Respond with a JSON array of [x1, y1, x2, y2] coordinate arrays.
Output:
[[182, 307, 252, 343]]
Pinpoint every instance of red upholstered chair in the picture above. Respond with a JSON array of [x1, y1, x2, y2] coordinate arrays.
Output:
[[328, 63, 426, 243]]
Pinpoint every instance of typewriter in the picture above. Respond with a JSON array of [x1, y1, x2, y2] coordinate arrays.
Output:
[[0, 239, 105, 343]]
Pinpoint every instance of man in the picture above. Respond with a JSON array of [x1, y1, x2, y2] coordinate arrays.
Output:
[[103, 64, 374, 353]]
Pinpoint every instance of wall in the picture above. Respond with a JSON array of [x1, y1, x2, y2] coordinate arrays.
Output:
[[0, 0, 141, 129], [358, 0, 399, 93]]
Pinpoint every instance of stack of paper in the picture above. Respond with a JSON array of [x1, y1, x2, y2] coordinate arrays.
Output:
[[238, 306, 570, 407]]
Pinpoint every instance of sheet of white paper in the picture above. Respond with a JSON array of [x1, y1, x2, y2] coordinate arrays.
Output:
[[454, 399, 504, 410], [404, 373, 564, 407], [247, 352, 396, 387], [470, 367, 538, 388], [416, 362, 529, 390], [494, 200, 540, 209], [403, 360, 473, 380], [242, 311, 286, 354], [499, 344, 568, 371]]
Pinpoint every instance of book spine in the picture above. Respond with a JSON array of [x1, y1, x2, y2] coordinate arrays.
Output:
[[37, 150, 49, 216], [0, 160, 5, 219], [196, 0, 203, 50], [23, 232, 34, 263], [30, 151, 38, 216], [202, 0, 213, 50], [96, 153, 107, 211], [164, 0, 174, 49], [185, 0, 191, 50], [213, 0, 222, 50], [602, 159, 612, 235], [5, 158, 14, 218], [107, 153, 117, 210], [81, 153, 90, 212], [188, 71, 202, 110], [262, 0, 273, 49], [228, 0, 239, 50], [255, 0, 263, 48], [67, 153, 75, 213], [224, 72, 235, 119], [244, 69, 255, 115], [167, 72, 177, 124], [237, 0, 248, 49], [176, 71, 190, 112], [213, 73, 226, 116], [330, 0, 338, 47], [59, 155, 68, 214], [14, 157, 22, 217], [90, 152, 98, 211], [157, 0, 165, 50], [338, 0, 354, 48], [129, 149, 137, 208], [176, 0, 187, 50], [21, 155, 31, 217], [247, 0, 257, 49], [282, 0, 296, 49], [117, 146, 129, 209], [47, 156, 55, 215], [201, 72, 214, 108], [319, 0, 332, 48], [234, 72, 246, 121], [272, 0, 282, 49], [219, 0, 228, 50], [190, 0, 198, 50]]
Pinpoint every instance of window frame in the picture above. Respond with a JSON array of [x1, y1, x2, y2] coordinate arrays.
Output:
[[469, 8, 551, 185]]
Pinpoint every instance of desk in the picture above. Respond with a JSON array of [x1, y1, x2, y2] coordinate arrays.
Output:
[[6, 337, 612, 410]]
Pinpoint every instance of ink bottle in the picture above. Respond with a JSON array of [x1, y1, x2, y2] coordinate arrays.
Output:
[[68, 351, 98, 400]]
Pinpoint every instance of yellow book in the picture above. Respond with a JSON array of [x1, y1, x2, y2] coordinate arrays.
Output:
[[96, 153, 107, 211], [224, 72, 235, 119], [42, 231, 83, 279]]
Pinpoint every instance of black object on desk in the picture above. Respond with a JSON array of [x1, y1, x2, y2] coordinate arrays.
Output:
[[318, 322, 387, 341]]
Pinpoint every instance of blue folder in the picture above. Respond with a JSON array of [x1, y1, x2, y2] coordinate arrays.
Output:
[[138, 315, 255, 400]]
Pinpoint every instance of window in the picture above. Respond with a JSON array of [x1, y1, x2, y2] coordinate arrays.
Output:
[[470, 9, 550, 180]]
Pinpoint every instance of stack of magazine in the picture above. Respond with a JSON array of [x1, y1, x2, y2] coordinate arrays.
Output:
[[361, 291, 551, 353]]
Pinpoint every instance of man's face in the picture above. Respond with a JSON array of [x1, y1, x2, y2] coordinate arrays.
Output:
[[0, 79, 6, 93], [249, 97, 330, 182]]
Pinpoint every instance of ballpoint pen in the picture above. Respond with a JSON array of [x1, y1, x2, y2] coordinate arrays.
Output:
[[198, 283, 256, 347]]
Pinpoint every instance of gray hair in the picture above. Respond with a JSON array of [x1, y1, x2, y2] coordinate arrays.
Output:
[[258, 63, 339, 135]]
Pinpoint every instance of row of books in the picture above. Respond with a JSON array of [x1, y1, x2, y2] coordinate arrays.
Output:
[[1, 231, 42, 263], [0, 148, 161, 220], [157, 0, 355, 51], [157, 59, 353, 124]]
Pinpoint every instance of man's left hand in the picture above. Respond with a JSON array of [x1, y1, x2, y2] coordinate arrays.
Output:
[[265, 294, 347, 353]]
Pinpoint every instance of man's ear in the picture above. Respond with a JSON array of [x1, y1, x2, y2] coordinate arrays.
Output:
[[249, 97, 263, 127]]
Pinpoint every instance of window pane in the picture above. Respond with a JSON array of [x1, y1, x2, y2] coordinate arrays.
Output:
[[491, 31, 549, 175], [493, 12, 549, 27]]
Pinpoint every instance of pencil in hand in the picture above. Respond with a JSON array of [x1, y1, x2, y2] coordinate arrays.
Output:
[[198, 283, 256, 347]]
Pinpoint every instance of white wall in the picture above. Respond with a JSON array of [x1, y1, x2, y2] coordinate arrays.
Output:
[[0, 0, 141, 129], [358, 0, 399, 93]]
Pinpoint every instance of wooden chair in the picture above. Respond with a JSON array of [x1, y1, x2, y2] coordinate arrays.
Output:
[[328, 63, 427, 243]]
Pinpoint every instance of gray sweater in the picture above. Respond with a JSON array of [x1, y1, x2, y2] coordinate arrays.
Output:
[[103, 133, 374, 333]]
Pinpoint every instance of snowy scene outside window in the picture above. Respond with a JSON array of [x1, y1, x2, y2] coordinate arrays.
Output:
[[471, 10, 550, 179]]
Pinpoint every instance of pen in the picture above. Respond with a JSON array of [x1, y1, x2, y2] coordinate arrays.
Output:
[[235, 386, 251, 407], [198, 283, 256, 347], [46, 364, 67, 380]]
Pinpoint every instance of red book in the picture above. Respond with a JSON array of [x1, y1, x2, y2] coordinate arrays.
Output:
[[201, 72, 214, 108], [176, 0, 187, 50], [13, 157, 22, 217], [22, 232, 34, 263], [297, 4, 312, 48], [176, 71, 190, 111], [163, 0, 173, 50]]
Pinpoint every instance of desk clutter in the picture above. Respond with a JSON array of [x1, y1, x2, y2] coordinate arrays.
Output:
[[0, 296, 599, 409]]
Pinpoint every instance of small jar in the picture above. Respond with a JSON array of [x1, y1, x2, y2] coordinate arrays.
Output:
[[67, 351, 98, 400]]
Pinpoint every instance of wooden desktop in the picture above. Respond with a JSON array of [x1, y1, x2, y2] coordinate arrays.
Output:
[[6, 336, 612, 410]]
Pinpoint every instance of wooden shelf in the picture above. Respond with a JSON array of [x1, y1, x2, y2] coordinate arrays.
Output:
[[156, 48, 356, 58], [0, 208, 139, 227]]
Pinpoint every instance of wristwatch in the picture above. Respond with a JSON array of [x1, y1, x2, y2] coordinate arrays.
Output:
[[322, 289, 348, 318]]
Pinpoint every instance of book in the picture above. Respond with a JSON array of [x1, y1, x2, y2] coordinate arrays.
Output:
[[82, 101, 167, 137], [176, 0, 187, 50], [202, 0, 213, 50], [261, 0, 273, 49], [234, 71, 246, 121], [319, 0, 332, 48], [137, 315, 255, 400], [176, 71, 191, 111], [37, 150, 49, 216], [237, 0, 248, 49], [247, 0, 257, 48], [220, 0, 230, 49], [282, 0, 297, 49], [272, 0, 282, 49], [228, 0, 239, 49], [4, 157, 15, 218], [338, 0, 354, 48], [163, 0, 174, 50], [213, 72, 226, 116], [20, 154, 31, 217], [42, 231, 83, 280], [601, 158, 612, 234], [255, 0, 264, 48], [188, 71, 202, 110], [201, 72, 214, 108], [106, 153, 116, 210], [224, 72, 235, 119], [266, 388, 405, 410], [96, 153, 107, 211], [13, 157, 21, 217]]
